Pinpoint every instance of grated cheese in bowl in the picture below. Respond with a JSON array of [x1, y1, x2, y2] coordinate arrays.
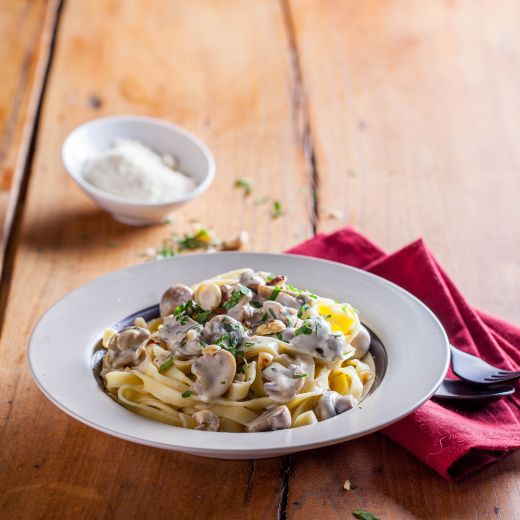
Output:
[[82, 139, 196, 203]]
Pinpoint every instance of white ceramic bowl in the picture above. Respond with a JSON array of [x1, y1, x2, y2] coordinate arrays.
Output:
[[62, 115, 215, 225], [28, 253, 449, 459]]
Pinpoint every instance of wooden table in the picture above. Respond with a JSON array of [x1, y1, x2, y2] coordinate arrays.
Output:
[[1, 1, 519, 518]]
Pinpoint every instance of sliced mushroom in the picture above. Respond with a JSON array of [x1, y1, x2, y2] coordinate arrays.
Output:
[[245, 405, 292, 432], [160, 284, 193, 317], [194, 282, 222, 311], [192, 348, 236, 402], [193, 410, 220, 431], [238, 269, 267, 290], [314, 391, 358, 421], [262, 362, 306, 402], [203, 315, 248, 345], [254, 301, 298, 328], [282, 317, 346, 361], [104, 326, 150, 370], [351, 325, 371, 359], [156, 315, 203, 356], [274, 291, 301, 310]]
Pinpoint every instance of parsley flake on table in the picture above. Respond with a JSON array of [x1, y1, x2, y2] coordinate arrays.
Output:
[[233, 177, 253, 196], [352, 510, 379, 520], [271, 199, 284, 218]]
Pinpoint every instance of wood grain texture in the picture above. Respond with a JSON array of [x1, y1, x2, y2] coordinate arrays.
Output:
[[0, 0, 310, 518], [286, 0, 520, 518], [0, 0, 58, 274], [289, 0, 520, 324]]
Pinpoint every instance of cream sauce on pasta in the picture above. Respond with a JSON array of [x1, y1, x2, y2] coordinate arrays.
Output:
[[100, 268, 375, 432]]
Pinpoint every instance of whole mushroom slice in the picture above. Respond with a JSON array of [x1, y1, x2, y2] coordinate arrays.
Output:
[[314, 391, 358, 421], [245, 405, 292, 432], [255, 301, 298, 328], [194, 282, 222, 311], [192, 348, 237, 402], [282, 317, 346, 362], [193, 410, 220, 431], [160, 284, 193, 317], [203, 315, 249, 345], [105, 326, 150, 370], [156, 314, 203, 355], [351, 325, 371, 359], [262, 362, 306, 402], [274, 291, 301, 310]]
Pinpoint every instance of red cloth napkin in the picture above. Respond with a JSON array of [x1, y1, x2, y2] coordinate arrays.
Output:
[[287, 228, 520, 479]]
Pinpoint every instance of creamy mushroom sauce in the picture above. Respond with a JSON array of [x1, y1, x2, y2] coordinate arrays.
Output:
[[100, 268, 375, 432]]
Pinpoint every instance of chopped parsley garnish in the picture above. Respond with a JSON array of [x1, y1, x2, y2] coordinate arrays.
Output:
[[233, 177, 253, 196], [244, 342, 255, 347], [294, 373, 308, 378], [286, 283, 302, 293], [216, 324, 248, 361], [260, 313, 268, 323], [295, 321, 313, 336], [222, 284, 250, 310], [275, 332, 284, 341], [250, 301, 262, 309], [158, 357, 173, 372], [266, 273, 276, 282], [175, 300, 213, 324], [194, 310, 213, 324], [352, 510, 379, 520], [272, 200, 284, 219], [268, 308, 278, 320], [324, 314, 332, 319], [308, 293, 317, 299], [181, 390, 192, 398], [268, 286, 281, 301], [199, 340, 208, 348]]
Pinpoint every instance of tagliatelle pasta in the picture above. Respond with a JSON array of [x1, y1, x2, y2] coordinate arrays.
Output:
[[99, 268, 375, 432]]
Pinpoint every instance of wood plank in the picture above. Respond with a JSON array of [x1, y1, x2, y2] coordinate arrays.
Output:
[[0, 0, 311, 518], [285, 0, 520, 518], [0, 0, 58, 276]]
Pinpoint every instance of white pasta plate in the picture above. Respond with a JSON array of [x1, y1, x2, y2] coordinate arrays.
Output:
[[28, 253, 449, 459]]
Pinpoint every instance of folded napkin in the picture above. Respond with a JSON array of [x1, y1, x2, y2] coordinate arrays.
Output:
[[287, 228, 520, 479]]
